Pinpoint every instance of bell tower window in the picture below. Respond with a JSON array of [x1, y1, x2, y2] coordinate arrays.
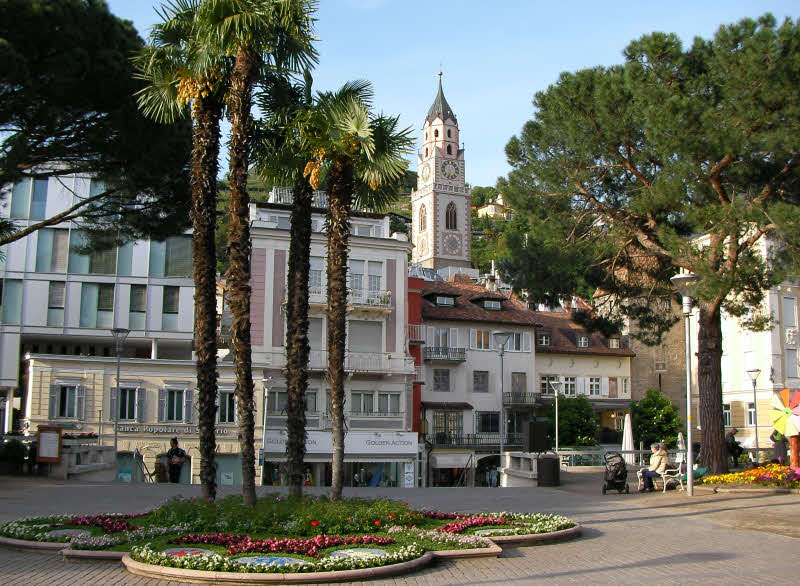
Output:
[[425, 148, 428, 157], [445, 202, 457, 230], [434, 129, 439, 138], [446, 145, 452, 155], [419, 205, 427, 232], [447, 129, 452, 137]]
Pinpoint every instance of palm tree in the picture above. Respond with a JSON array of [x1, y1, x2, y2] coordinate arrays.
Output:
[[308, 83, 413, 500], [133, 0, 226, 501], [199, 0, 317, 505], [253, 69, 315, 497]]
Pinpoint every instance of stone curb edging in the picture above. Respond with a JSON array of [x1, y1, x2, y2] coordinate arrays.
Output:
[[705, 485, 799, 495], [484, 523, 582, 546], [0, 536, 68, 551], [61, 548, 126, 560], [431, 541, 503, 559], [122, 551, 436, 584]]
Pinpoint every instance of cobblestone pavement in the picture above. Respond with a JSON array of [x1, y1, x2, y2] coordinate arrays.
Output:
[[1, 472, 797, 585]]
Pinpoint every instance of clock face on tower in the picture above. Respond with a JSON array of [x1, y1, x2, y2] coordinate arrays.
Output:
[[441, 160, 458, 180], [444, 234, 459, 255], [421, 163, 430, 182]]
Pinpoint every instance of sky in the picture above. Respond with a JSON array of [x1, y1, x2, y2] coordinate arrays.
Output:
[[108, 0, 799, 189]]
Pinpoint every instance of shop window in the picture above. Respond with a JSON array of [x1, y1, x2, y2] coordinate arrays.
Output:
[[473, 371, 489, 392], [476, 411, 499, 433], [433, 369, 450, 392], [218, 390, 236, 423]]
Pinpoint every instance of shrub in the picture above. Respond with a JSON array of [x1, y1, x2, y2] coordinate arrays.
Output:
[[631, 389, 681, 448]]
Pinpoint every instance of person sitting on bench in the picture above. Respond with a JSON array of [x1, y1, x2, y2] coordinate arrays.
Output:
[[726, 428, 744, 467], [639, 443, 669, 492]]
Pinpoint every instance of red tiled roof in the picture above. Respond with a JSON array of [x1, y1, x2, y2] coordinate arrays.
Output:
[[535, 311, 635, 357]]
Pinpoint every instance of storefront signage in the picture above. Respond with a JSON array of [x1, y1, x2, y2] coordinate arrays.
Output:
[[264, 431, 417, 455], [115, 425, 231, 435]]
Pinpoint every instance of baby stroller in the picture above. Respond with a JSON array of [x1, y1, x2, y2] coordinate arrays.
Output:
[[602, 451, 630, 494]]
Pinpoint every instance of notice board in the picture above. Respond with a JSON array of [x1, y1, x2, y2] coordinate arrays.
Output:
[[37, 426, 62, 463]]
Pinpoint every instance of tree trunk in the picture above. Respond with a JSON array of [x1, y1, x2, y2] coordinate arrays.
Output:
[[285, 176, 313, 498], [326, 158, 354, 501], [227, 46, 258, 506], [790, 436, 800, 468], [191, 95, 223, 502], [697, 305, 727, 475]]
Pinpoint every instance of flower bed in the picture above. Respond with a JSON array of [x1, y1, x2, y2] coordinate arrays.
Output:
[[703, 464, 800, 489]]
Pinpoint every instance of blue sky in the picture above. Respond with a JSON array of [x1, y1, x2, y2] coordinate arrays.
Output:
[[109, 0, 799, 188]]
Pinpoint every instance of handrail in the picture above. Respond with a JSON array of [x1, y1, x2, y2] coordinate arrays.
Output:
[[424, 347, 467, 361]]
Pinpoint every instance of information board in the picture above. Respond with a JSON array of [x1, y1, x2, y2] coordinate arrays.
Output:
[[37, 426, 62, 463]]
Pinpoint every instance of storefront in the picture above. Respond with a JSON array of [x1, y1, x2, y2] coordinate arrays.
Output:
[[261, 430, 419, 488]]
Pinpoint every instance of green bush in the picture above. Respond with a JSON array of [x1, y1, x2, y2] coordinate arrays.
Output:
[[541, 395, 599, 447], [631, 389, 681, 448], [0, 439, 26, 474]]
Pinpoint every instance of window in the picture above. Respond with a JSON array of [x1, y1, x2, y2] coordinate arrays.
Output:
[[476, 412, 499, 433], [787, 349, 798, 378], [723, 403, 731, 427], [68, 231, 117, 274], [507, 332, 530, 352], [47, 281, 65, 326], [367, 261, 383, 294], [149, 236, 192, 277], [432, 327, 452, 347], [267, 389, 288, 413], [537, 333, 551, 346], [129, 285, 146, 330], [36, 229, 69, 273], [351, 392, 374, 414], [577, 335, 589, 348], [564, 377, 576, 396], [348, 320, 382, 352], [589, 377, 601, 396], [378, 392, 401, 415], [622, 378, 630, 396], [433, 410, 462, 435], [419, 205, 427, 232], [447, 129, 452, 138], [783, 297, 797, 328], [540, 375, 558, 394], [445, 202, 457, 230], [473, 371, 489, 393], [484, 300, 501, 310], [309, 257, 324, 296], [609, 338, 620, 349], [473, 329, 490, 349], [746, 402, 756, 426], [446, 144, 452, 155], [433, 369, 450, 392], [305, 390, 317, 413], [9, 178, 47, 219], [166, 389, 184, 422], [59, 386, 76, 418], [79, 283, 114, 328], [349, 259, 364, 295], [436, 296, 454, 306], [218, 390, 235, 423], [0, 279, 22, 324], [512, 372, 527, 394], [162, 286, 179, 330], [434, 129, 439, 138], [118, 388, 138, 421]]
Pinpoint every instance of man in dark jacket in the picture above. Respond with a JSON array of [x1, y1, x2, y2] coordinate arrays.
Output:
[[725, 428, 743, 467], [166, 437, 186, 483]]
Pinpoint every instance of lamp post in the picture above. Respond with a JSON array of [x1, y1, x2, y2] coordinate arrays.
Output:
[[493, 331, 512, 473], [110, 327, 130, 480], [548, 380, 563, 451], [670, 272, 702, 496], [261, 377, 272, 483], [746, 368, 761, 464]]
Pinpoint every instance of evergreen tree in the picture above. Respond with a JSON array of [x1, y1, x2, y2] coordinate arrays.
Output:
[[541, 395, 599, 447], [631, 389, 682, 449], [499, 14, 800, 473]]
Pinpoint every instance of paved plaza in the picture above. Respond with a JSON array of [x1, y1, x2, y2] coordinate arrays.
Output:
[[0, 472, 797, 585]]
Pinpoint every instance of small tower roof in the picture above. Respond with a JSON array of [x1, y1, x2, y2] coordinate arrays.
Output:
[[426, 74, 457, 124]]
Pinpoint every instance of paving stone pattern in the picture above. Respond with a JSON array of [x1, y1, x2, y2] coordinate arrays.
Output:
[[0, 473, 797, 585]]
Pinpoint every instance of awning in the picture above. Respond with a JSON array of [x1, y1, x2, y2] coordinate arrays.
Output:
[[430, 453, 472, 468], [421, 402, 473, 410]]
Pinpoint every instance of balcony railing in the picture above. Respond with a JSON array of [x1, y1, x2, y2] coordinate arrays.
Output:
[[503, 392, 537, 405], [349, 410, 403, 417], [407, 324, 425, 343], [423, 347, 467, 362], [350, 289, 392, 309], [429, 433, 524, 448]]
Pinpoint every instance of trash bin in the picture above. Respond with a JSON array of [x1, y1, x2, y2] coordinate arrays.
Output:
[[537, 452, 560, 487]]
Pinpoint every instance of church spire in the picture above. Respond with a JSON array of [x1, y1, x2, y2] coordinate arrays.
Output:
[[426, 73, 457, 124]]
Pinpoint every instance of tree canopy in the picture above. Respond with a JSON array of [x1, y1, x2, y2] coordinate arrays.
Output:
[[0, 0, 192, 246], [541, 395, 599, 447], [631, 389, 682, 449], [498, 14, 800, 472]]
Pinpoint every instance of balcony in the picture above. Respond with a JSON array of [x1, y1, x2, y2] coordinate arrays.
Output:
[[350, 289, 392, 310], [407, 324, 425, 344], [349, 410, 403, 417], [429, 433, 524, 449], [503, 392, 537, 406], [423, 347, 467, 362]]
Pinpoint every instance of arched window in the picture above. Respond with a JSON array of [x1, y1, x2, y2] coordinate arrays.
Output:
[[425, 132, 428, 141], [447, 129, 452, 138], [424, 148, 428, 157], [445, 202, 457, 230], [419, 204, 427, 232], [446, 144, 452, 155], [434, 129, 439, 138]]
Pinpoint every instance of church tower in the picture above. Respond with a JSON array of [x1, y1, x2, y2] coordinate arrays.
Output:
[[411, 76, 472, 270]]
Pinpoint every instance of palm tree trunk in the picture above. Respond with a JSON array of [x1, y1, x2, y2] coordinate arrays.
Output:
[[191, 95, 223, 501], [227, 45, 258, 506], [285, 175, 313, 497], [697, 305, 727, 475], [327, 157, 354, 501]]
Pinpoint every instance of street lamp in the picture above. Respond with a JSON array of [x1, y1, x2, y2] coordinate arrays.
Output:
[[493, 331, 513, 472], [261, 377, 273, 483], [670, 272, 702, 496], [548, 380, 563, 451], [110, 327, 130, 481], [746, 368, 761, 464]]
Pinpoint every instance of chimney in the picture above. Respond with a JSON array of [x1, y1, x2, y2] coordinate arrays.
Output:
[[486, 274, 497, 291]]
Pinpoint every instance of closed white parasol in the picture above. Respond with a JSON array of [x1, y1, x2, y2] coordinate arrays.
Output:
[[621, 413, 635, 465]]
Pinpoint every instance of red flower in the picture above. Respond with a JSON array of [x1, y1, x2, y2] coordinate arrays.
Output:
[[347, 516, 352, 521], [388, 514, 395, 519], [408, 522, 414, 527], [310, 520, 319, 527], [374, 520, 381, 526]]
